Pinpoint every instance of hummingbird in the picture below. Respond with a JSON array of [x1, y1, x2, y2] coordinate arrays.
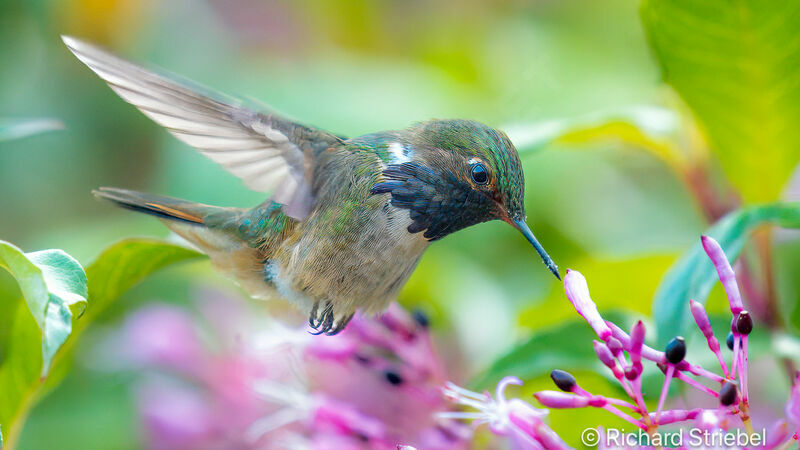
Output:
[[63, 36, 559, 335]]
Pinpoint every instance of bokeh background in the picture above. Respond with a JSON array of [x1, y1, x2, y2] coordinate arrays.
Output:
[[1, 0, 799, 448]]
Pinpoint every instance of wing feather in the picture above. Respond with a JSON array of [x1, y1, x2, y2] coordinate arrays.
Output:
[[63, 35, 343, 219]]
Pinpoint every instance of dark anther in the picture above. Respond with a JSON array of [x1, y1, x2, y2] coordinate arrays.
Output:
[[385, 370, 404, 386], [726, 332, 734, 350], [719, 381, 738, 406], [665, 336, 687, 364], [550, 369, 577, 392], [736, 311, 753, 335], [412, 309, 430, 328]]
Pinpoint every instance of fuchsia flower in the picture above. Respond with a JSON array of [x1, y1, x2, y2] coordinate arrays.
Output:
[[107, 234, 800, 449], [442, 377, 567, 449], [444, 236, 800, 449], [105, 292, 469, 449]]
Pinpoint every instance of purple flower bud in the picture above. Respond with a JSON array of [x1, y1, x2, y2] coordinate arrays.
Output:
[[607, 337, 623, 356], [534, 391, 590, 409], [690, 300, 721, 352], [593, 341, 616, 368], [736, 311, 753, 335], [719, 382, 738, 406], [411, 309, 429, 328], [384, 370, 404, 386], [564, 270, 612, 341], [701, 236, 743, 315], [628, 321, 645, 377], [606, 321, 664, 362], [665, 337, 686, 365], [550, 370, 577, 392], [648, 408, 701, 425]]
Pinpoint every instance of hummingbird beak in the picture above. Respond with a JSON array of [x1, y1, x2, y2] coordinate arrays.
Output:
[[511, 218, 560, 280]]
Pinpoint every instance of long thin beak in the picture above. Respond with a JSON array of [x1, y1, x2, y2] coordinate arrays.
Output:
[[513, 219, 560, 280]]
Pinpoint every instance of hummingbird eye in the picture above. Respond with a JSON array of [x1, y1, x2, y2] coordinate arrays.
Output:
[[469, 163, 489, 185]]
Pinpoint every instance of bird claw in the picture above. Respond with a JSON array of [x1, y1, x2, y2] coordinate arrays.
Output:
[[308, 301, 353, 336]]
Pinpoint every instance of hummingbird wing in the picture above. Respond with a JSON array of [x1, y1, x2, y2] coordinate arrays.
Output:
[[62, 36, 343, 219]]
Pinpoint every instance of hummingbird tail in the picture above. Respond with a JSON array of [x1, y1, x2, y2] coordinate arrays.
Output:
[[94, 187, 273, 297], [93, 187, 213, 225]]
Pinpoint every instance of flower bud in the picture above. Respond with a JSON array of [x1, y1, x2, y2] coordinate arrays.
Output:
[[701, 236, 743, 315], [719, 381, 738, 406], [533, 391, 589, 409], [412, 309, 429, 328], [736, 311, 753, 335], [607, 337, 623, 356], [593, 341, 615, 367], [564, 270, 612, 341], [665, 336, 686, 364], [550, 370, 577, 392], [384, 370, 403, 386]]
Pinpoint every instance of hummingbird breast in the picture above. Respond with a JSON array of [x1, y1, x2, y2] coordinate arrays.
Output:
[[266, 146, 430, 316]]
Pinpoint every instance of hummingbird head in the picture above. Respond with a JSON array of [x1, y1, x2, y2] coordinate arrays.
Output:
[[370, 119, 560, 279]]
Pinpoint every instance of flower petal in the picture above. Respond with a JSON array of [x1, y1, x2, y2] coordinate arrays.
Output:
[[564, 270, 612, 341]]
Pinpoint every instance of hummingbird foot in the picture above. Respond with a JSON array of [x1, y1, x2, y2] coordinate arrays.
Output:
[[308, 301, 354, 336]]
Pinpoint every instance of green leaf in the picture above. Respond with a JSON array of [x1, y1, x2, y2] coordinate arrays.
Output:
[[470, 311, 633, 390], [470, 320, 598, 390], [0, 242, 86, 450], [653, 202, 800, 345], [0, 119, 63, 142], [0, 242, 87, 376], [44, 239, 204, 389], [505, 105, 685, 169], [641, 0, 800, 202], [82, 239, 203, 324], [0, 239, 202, 449]]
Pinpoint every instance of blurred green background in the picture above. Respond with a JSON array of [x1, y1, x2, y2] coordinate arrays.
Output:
[[2, 0, 799, 448]]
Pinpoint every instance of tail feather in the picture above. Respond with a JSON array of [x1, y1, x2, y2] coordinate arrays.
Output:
[[94, 187, 274, 299], [93, 187, 210, 224]]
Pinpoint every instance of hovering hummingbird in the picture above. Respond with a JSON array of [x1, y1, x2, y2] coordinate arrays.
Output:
[[63, 36, 559, 335]]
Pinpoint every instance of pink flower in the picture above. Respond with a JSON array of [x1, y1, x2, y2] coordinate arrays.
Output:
[[106, 291, 468, 449], [564, 269, 612, 341], [442, 377, 568, 449], [701, 236, 743, 315]]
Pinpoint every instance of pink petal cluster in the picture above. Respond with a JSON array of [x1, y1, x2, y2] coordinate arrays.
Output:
[[441, 377, 567, 449], [444, 235, 800, 449], [103, 292, 469, 449]]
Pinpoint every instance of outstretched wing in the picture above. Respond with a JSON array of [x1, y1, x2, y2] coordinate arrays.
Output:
[[63, 36, 342, 219]]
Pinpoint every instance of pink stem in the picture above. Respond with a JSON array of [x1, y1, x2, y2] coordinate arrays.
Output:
[[740, 337, 749, 402], [630, 378, 649, 425], [656, 365, 674, 424], [731, 334, 741, 380], [674, 371, 720, 398], [601, 404, 647, 430]]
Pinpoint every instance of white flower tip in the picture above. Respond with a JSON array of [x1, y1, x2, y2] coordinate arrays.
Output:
[[563, 270, 589, 298], [497, 376, 523, 400]]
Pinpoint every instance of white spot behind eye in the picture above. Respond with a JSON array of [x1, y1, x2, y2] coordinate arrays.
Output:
[[389, 142, 411, 163]]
